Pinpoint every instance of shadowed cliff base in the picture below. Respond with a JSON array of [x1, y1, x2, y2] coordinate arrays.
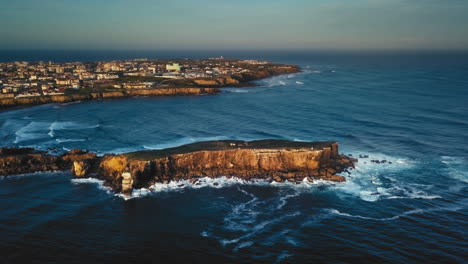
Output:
[[0, 140, 356, 195]]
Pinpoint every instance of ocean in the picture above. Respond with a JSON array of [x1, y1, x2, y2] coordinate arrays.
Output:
[[1, 50, 467, 263]]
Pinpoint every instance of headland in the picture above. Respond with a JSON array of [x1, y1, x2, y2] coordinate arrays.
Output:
[[0, 140, 356, 195], [0, 58, 299, 109]]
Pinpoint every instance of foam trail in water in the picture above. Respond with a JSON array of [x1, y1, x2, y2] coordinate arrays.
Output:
[[276, 192, 300, 210], [224, 187, 261, 231], [233, 241, 254, 252], [221, 212, 301, 246], [55, 138, 87, 143], [323, 204, 464, 222], [441, 156, 468, 183]]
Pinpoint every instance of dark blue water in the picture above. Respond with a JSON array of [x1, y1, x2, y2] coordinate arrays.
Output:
[[1, 51, 467, 263]]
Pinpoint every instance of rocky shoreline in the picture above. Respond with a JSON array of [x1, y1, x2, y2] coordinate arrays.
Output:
[[0, 140, 356, 195], [0, 87, 220, 109], [0, 65, 300, 110]]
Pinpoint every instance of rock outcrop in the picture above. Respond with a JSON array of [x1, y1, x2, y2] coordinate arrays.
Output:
[[191, 66, 300, 87], [98, 140, 355, 193], [0, 140, 356, 194], [0, 147, 99, 176]]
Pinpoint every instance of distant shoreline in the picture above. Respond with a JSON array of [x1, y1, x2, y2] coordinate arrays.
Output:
[[0, 87, 221, 111], [0, 58, 300, 111]]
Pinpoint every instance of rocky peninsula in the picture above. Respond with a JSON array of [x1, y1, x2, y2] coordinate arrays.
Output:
[[0, 140, 356, 195]]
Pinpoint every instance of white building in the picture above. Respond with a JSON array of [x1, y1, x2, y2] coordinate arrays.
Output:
[[166, 63, 181, 72]]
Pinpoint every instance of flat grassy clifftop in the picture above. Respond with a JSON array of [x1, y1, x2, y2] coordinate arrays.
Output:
[[125, 140, 336, 160]]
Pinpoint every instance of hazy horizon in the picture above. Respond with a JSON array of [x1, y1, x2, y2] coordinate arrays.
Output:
[[2, 0, 468, 51]]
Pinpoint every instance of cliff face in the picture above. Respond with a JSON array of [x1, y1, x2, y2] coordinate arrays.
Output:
[[0, 140, 356, 195], [0, 87, 219, 109], [97, 140, 355, 194]]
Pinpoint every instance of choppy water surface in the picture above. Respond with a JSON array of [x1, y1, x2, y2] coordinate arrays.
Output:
[[1, 51, 467, 263]]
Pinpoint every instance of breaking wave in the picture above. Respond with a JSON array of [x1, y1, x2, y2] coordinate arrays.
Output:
[[71, 178, 112, 193]]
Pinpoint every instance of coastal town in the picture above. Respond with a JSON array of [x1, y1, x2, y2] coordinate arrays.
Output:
[[0, 58, 299, 100]]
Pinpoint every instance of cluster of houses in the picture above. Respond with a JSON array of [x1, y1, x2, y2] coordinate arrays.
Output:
[[0, 58, 270, 98]]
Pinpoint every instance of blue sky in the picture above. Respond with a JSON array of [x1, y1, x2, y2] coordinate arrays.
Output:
[[1, 0, 467, 50]]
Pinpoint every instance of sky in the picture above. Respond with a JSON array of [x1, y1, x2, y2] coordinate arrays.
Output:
[[1, 0, 467, 50]]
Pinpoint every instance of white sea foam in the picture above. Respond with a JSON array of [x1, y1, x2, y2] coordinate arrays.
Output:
[[114, 175, 341, 201], [385, 185, 442, 200], [331, 152, 426, 202], [14, 121, 52, 143], [230, 89, 249, 93], [302, 69, 321, 74], [441, 156, 468, 183], [276, 192, 300, 210], [0, 119, 28, 139], [115, 177, 271, 200], [10, 121, 99, 141], [324, 204, 464, 222], [224, 188, 261, 231], [55, 138, 87, 143], [233, 241, 254, 252], [71, 178, 112, 193], [50, 121, 99, 132], [221, 212, 301, 246], [261, 75, 290, 87]]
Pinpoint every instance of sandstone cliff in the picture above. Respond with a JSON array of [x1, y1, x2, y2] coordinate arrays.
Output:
[[0, 87, 220, 109], [97, 140, 355, 194], [0, 140, 356, 195]]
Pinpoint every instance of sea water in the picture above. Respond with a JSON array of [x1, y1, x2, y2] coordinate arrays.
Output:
[[0, 51, 467, 263]]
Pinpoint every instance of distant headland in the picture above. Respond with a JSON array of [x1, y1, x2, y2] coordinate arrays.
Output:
[[0, 58, 300, 109]]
